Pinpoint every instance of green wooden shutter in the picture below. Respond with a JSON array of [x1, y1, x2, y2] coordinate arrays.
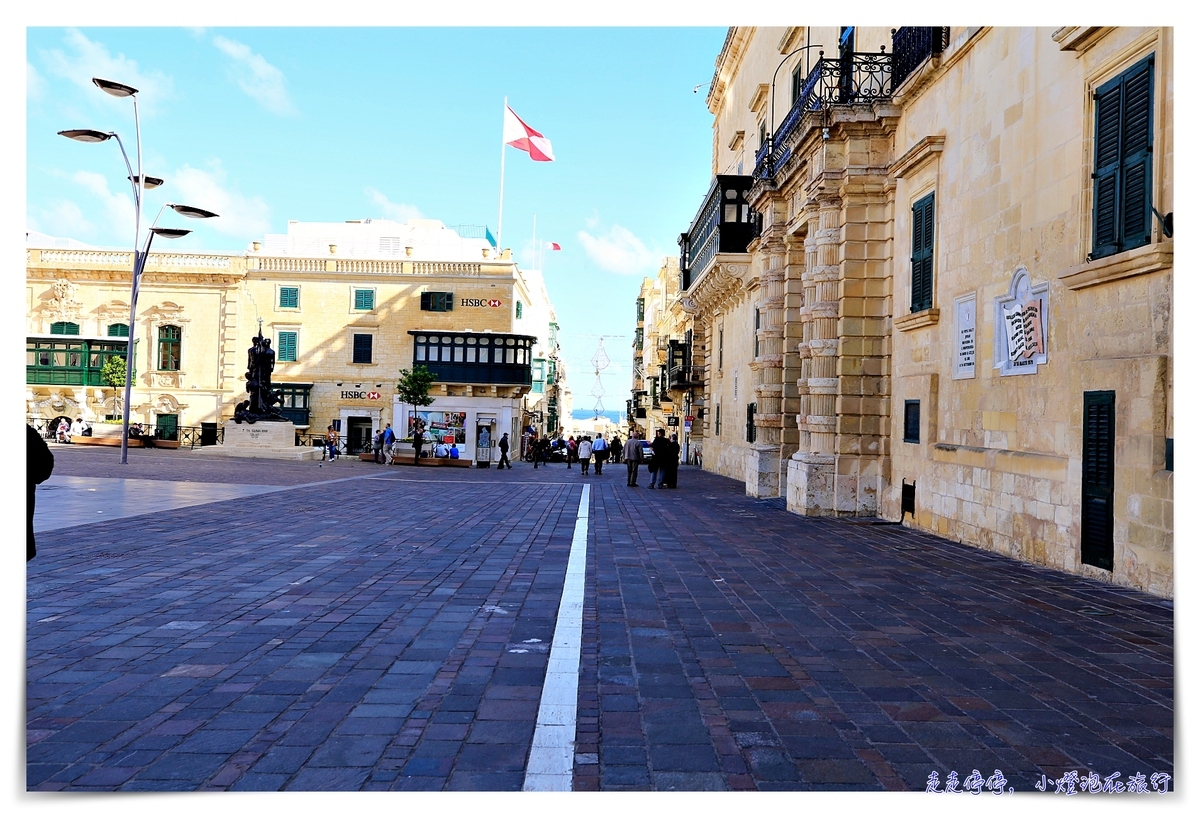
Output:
[[50, 321, 80, 335], [1081, 391, 1116, 571], [1093, 55, 1155, 260], [353, 333, 372, 363], [354, 289, 374, 310], [278, 331, 297, 362], [107, 323, 129, 337], [1120, 56, 1154, 253], [278, 286, 299, 308], [911, 193, 934, 311]]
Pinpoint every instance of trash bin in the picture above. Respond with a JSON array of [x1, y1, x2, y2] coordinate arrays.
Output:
[[200, 422, 217, 446]]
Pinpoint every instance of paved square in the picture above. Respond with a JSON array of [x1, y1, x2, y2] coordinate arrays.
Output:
[[27, 446, 1173, 791]]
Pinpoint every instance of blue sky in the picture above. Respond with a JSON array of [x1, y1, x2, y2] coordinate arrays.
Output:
[[25, 24, 726, 411]]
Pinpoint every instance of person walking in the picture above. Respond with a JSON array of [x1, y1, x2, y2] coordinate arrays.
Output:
[[623, 433, 642, 487], [610, 433, 623, 464], [662, 433, 682, 489], [413, 424, 424, 466], [566, 435, 577, 469], [577, 436, 593, 476], [498, 432, 512, 470], [647, 428, 669, 488], [27, 424, 54, 561], [372, 428, 385, 463], [591, 433, 608, 474], [382, 423, 396, 464]]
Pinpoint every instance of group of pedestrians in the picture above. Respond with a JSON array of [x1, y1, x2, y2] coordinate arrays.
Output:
[[371, 423, 397, 464], [623, 428, 680, 489]]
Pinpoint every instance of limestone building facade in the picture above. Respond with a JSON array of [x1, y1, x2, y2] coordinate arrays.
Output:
[[660, 26, 1172, 596], [27, 218, 565, 466]]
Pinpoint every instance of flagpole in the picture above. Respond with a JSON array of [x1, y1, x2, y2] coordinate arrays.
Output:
[[498, 96, 508, 249], [532, 213, 537, 270]]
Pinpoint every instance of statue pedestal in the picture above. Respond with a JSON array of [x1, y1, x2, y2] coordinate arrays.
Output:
[[211, 421, 321, 460]]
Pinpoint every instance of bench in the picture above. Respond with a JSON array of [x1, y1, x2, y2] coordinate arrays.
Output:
[[71, 436, 144, 447], [388, 453, 473, 467]]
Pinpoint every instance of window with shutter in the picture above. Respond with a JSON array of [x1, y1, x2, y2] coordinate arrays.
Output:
[[1092, 55, 1154, 260], [354, 289, 374, 311], [157, 325, 181, 371], [421, 292, 454, 312], [278, 331, 297, 362], [107, 323, 129, 337], [50, 321, 80, 335], [278, 286, 299, 309], [1081, 391, 1116, 571], [352, 333, 373, 364], [910, 193, 934, 312], [903, 400, 921, 443]]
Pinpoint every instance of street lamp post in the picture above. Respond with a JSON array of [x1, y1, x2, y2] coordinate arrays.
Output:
[[59, 77, 218, 464]]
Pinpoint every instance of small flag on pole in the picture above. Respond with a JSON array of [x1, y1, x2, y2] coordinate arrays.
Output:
[[503, 105, 555, 162], [546, 242, 561, 251]]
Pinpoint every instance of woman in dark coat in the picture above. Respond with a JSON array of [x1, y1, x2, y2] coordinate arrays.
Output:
[[27, 424, 54, 561], [661, 433, 681, 488]]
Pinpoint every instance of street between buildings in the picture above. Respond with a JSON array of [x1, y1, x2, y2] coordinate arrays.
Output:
[[26, 447, 1173, 792]]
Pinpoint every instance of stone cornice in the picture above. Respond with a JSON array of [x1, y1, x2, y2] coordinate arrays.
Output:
[[1052, 27, 1115, 54], [895, 308, 941, 332], [1060, 241, 1172, 290], [890, 135, 945, 179], [707, 27, 753, 114]]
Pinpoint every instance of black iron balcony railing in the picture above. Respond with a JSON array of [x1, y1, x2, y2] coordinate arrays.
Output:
[[668, 364, 705, 390], [891, 27, 949, 90], [754, 49, 894, 181], [679, 175, 758, 290]]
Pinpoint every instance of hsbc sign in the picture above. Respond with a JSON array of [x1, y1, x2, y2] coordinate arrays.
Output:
[[460, 298, 503, 308], [341, 390, 382, 400]]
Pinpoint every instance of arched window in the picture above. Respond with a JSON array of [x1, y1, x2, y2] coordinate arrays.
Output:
[[158, 325, 181, 371], [50, 321, 79, 335], [107, 323, 130, 337]]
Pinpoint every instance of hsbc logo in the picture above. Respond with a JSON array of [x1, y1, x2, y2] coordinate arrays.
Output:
[[461, 298, 503, 308], [340, 390, 382, 401]]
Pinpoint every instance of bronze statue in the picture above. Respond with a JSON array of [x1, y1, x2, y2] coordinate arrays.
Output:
[[233, 330, 286, 423]]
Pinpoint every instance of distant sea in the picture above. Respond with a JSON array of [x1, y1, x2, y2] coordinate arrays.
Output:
[[571, 409, 622, 424]]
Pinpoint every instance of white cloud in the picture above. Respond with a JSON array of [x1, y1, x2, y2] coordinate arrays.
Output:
[[41, 29, 174, 111], [29, 199, 98, 240], [71, 170, 136, 237], [171, 161, 272, 237], [212, 35, 296, 116], [576, 224, 660, 276], [27, 62, 47, 101], [364, 188, 423, 223]]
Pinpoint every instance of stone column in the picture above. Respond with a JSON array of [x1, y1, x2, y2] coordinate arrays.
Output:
[[788, 193, 841, 514], [746, 225, 786, 497]]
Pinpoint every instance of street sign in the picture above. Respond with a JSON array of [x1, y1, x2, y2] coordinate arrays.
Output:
[[667, 416, 679, 426]]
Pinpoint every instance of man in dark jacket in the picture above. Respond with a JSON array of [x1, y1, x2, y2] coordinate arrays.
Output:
[[498, 432, 512, 470], [27, 424, 54, 561], [661, 433, 682, 488], [647, 428, 669, 489]]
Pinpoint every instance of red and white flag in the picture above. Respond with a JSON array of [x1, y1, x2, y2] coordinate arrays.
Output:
[[545, 241, 561, 251], [503, 105, 555, 162]]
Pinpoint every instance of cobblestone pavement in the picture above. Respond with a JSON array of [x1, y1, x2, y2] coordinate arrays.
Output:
[[27, 447, 1173, 792]]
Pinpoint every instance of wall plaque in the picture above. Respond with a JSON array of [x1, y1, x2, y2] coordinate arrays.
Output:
[[953, 293, 976, 380], [993, 266, 1049, 376]]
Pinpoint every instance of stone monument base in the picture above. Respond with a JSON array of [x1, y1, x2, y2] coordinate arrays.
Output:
[[210, 420, 321, 460]]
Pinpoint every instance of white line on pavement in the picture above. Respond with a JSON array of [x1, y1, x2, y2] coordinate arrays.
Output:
[[522, 484, 589, 792]]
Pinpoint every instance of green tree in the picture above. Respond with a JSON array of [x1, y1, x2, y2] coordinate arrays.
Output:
[[100, 356, 135, 419], [396, 364, 436, 438]]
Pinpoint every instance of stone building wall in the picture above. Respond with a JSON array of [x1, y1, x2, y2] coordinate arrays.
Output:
[[882, 27, 1173, 596]]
